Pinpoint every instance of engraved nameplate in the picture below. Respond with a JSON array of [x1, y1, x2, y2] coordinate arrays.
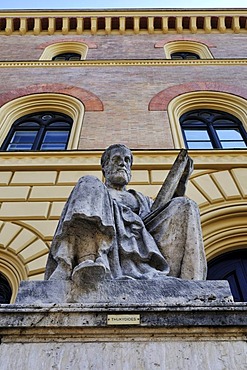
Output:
[[107, 314, 140, 325]]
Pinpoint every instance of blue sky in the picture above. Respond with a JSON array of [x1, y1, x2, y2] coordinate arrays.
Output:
[[1, 1, 246, 10]]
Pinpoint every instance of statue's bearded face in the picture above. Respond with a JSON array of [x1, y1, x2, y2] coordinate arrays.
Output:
[[104, 147, 132, 186]]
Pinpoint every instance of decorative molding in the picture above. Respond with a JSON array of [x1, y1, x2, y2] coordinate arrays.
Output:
[[0, 59, 246, 68], [0, 221, 49, 301], [149, 82, 247, 112], [37, 39, 98, 50], [155, 38, 216, 48], [0, 10, 247, 35], [0, 245, 28, 303], [201, 203, 247, 261], [0, 149, 247, 169], [39, 41, 89, 60], [163, 40, 214, 59]]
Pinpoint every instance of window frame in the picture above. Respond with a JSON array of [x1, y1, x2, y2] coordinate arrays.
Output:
[[0, 273, 12, 304], [39, 42, 88, 61], [207, 249, 247, 302], [0, 93, 85, 150], [1, 111, 73, 152], [164, 41, 213, 59], [167, 91, 247, 149], [171, 51, 200, 60], [180, 109, 247, 149], [52, 52, 81, 61]]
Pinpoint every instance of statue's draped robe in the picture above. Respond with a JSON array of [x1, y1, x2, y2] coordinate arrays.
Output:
[[45, 176, 206, 280]]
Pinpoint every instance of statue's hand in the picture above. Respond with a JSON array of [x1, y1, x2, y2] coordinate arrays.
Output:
[[173, 155, 193, 197], [186, 156, 194, 178]]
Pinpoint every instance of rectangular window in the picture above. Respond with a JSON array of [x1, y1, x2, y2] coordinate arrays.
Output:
[[7, 131, 38, 151], [40, 131, 69, 150], [216, 129, 246, 148], [180, 110, 247, 149], [184, 129, 213, 149]]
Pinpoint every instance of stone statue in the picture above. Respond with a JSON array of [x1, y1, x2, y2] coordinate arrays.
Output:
[[45, 144, 207, 283]]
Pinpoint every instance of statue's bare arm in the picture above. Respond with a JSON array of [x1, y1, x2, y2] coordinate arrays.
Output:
[[151, 149, 193, 211]]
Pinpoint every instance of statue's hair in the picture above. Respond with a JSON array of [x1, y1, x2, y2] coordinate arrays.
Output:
[[101, 144, 133, 175]]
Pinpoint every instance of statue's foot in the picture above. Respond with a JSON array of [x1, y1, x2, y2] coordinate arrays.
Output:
[[48, 264, 71, 281], [72, 260, 108, 284], [116, 275, 136, 281]]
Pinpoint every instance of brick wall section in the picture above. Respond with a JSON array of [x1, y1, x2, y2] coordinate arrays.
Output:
[[154, 37, 216, 48], [0, 64, 246, 149], [0, 33, 246, 150], [0, 34, 247, 60], [149, 82, 247, 111], [0, 84, 103, 111], [37, 38, 98, 50]]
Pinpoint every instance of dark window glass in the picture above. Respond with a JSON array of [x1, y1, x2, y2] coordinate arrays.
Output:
[[1, 112, 73, 151], [171, 51, 200, 60], [0, 273, 12, 304], [52, 52, 81, 61], [207, 250, 247, 302], [40, 131, 70, 150], [180, 109, 247, 149], [7, 131, 38, 151]]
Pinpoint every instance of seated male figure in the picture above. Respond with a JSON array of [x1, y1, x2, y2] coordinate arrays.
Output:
[[45, 144, 207, 282]]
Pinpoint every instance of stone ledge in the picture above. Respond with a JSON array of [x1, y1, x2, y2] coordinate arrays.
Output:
[[0, 302, 247, 330], [3, 278, 244, 330], [15, 278, 233, 306]]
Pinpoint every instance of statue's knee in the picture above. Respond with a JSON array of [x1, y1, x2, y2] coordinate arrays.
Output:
[[77, 175, 105, 191], [78, 175, 102, 185], [170, 196, 198, 211]]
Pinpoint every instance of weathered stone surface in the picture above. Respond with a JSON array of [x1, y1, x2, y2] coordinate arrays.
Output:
[[45, 145, 207, 286], [1, 302, 247, 328], [0, 337, 246, 370], [15, 278, 233, 306], [0, 303, 247, 370]]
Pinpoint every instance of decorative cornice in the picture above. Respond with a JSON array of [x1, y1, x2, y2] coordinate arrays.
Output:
[[0, 9, 246, 36], [0, 60, 246, 68], [0, 149, 246, 170]]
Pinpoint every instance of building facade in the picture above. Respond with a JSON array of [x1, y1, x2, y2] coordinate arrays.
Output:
[[0, 8, 246, 303]]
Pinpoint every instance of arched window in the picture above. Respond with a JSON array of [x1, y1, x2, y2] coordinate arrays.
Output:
[[1, 111, 73, 151], [180, 109, 247, 149], [39, 42, 88, 60], [164, 41, 213, 59], [171, 51, 200, 60], [0, 273, 12, 304], [166, 90, 247, 149], [207, 249, 247, 302], [0, 93, 85, 150], [52, 52, 81, 61]]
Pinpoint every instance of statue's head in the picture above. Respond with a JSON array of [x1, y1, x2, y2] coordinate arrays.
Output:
[[101, 144, 133, 186]]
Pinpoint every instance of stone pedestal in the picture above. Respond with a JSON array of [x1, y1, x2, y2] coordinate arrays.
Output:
[[0, 302, 247, 370], [1, 279, 245, 369], [15, 277, 233, 305]]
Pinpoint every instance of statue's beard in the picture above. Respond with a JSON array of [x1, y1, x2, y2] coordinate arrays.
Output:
[[106, 169, 131, 186]]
